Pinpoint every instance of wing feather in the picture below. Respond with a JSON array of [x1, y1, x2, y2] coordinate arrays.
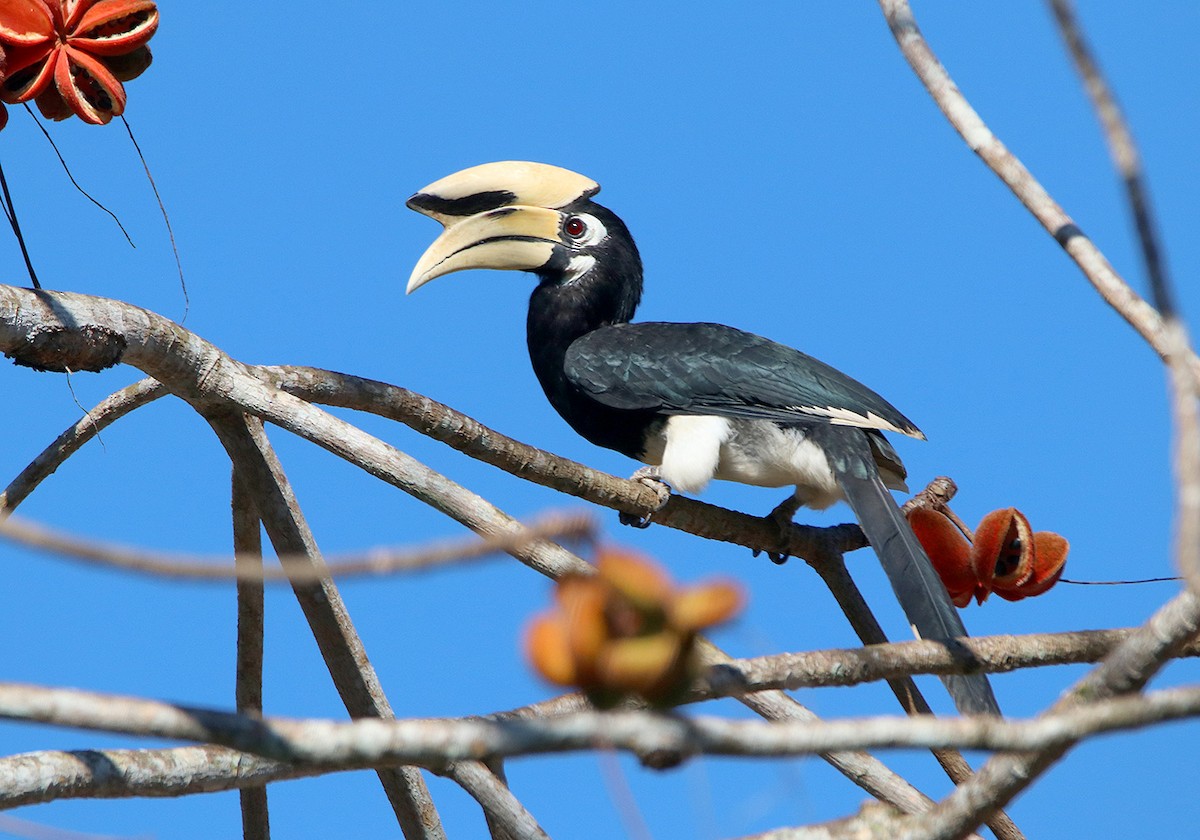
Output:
[[564, 322, 923, 437]]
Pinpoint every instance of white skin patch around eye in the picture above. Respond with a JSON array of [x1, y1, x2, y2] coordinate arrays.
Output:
[[565, 213, 608, 248]]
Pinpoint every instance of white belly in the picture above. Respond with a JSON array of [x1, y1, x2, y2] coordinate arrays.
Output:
[[640, 416, 845, 509]]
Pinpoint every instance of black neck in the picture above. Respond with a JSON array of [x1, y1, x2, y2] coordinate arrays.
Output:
[[524, 221, 655, 457]]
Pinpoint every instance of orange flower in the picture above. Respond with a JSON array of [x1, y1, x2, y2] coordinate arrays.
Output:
[[525, 546, 743, 707], [0, 0, 158, 125], [908, 506, 1068, 607]]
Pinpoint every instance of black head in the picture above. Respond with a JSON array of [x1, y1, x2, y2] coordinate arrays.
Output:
[[406, 162, 642, 324]]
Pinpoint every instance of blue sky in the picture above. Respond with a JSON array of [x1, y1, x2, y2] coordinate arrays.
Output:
[[1, 2, 1197, 837]]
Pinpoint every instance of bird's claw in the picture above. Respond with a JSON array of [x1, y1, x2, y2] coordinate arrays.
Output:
[[752, 547, 791, 565], [759, 493, 803, 564], [619, 467, 671, 528], [619, 510, 654, 529]]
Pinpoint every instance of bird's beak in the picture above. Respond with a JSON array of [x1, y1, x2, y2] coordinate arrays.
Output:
[[406, 161, 599, 226], [406, 205, 564, 294]]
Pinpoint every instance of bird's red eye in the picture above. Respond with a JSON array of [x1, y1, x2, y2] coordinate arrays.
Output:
[[565, 217, 587, 238]]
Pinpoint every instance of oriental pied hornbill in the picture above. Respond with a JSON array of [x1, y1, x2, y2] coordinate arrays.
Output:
[[405, 161, 999, 716]]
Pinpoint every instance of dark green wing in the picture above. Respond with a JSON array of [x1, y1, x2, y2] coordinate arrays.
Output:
[[564, 322, 923, 437]]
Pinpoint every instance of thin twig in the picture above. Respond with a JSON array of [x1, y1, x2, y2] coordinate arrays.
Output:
[[0, 159, 41, 288], [0, 378, 166, 515], [1045, 0, 1200, 598], [119, 116, 187, 321], [876, 0, 1185, 374], [1061, 576, 1179, 586], [597, 749, 654, 840], [0, 508, 593, 582], [24, 103, 135, 248], [1045, 0, 1173, 315]]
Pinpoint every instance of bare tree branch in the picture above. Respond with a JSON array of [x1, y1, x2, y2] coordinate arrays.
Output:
[[695, 627, 1199, 698], [0, 508, 593, 582], [915, 590, 1200, 839], [232, 471, 269, 839], [877, 2, 1200, 835], [1164, 326, 1200, 593], [3, 681, 1199, 767], [264, 365, 870, 563], [0, 746, 317, 810], [0, 286, 949, 814], [0, 625, 1185, 810], [1045, 0, 1200, 603], [1045, 0, 1172, 313], [875, 0, 1195, 380], [0, 288, 591, 574], [444, 761, 550, 840], [0, 3, 1187, 834], [738, 802, 924, 840], [693, 642, 938, 816], [260, 365, 1008, 813], [793, 546, 1023, 840], [264, 365, 1009, 818], [204, 412, 446, 840], [0, 377, 165, 514], [265, 368, 1014, 827]]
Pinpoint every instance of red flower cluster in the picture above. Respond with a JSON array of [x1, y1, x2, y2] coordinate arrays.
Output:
[[908, 506, 1069, 607], [526, 547, 743, 708], [0, 0, 158, 128]]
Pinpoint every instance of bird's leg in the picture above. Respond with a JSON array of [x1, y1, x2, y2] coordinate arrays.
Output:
[[619, 466, 672, 528], [757, 492, 803, 564]]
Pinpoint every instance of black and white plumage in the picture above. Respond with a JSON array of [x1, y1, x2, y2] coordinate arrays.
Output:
[[406, 161, 999, 716]]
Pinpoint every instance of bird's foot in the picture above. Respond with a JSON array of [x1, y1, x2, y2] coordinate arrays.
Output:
[[619, 466, 672, 529], [754, 494, 803, 564]]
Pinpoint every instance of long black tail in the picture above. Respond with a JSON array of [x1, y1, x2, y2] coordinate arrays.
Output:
[[836, 461, 1001, 716]]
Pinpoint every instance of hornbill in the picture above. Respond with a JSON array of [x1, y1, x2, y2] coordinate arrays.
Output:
[[405, 161, 999, 716]]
